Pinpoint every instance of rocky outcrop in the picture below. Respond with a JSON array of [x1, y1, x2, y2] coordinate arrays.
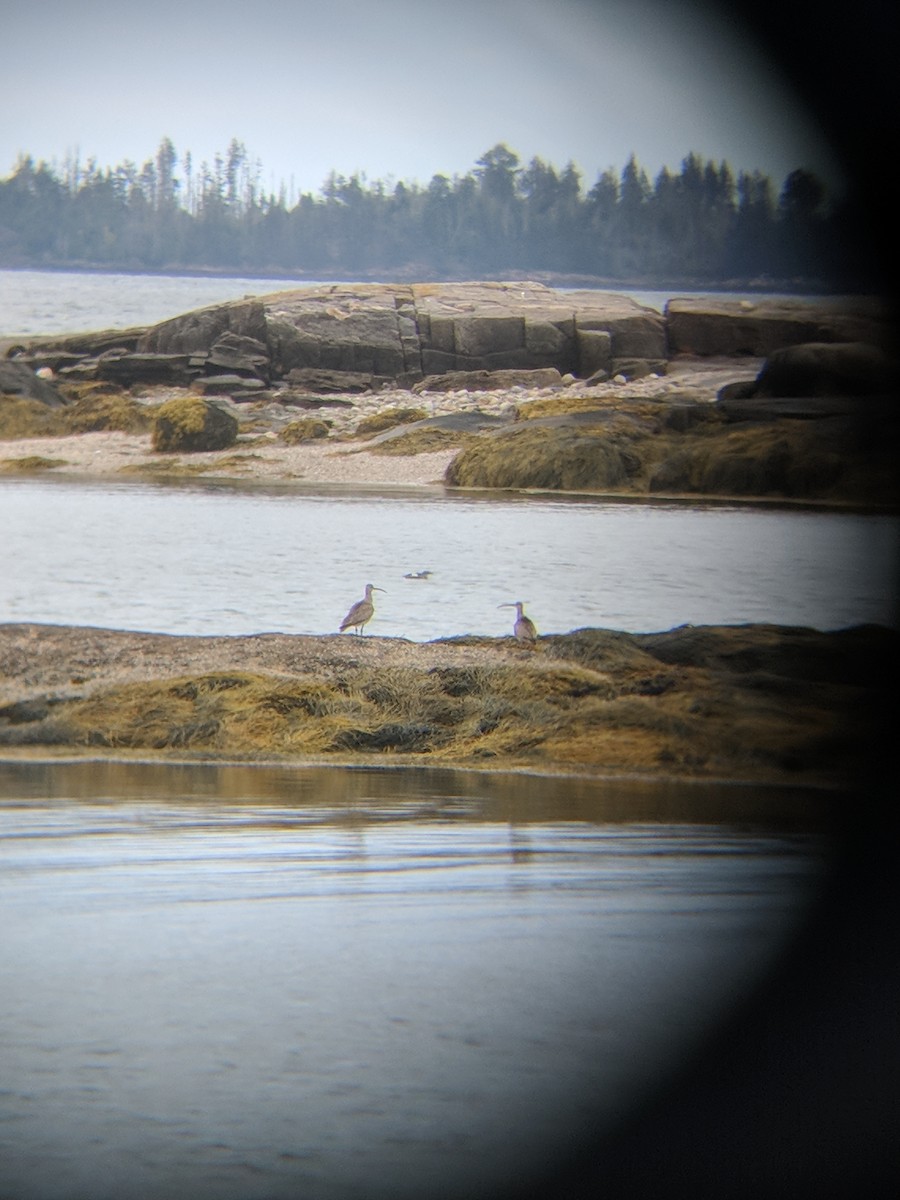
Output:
[[261, 282, 667, 384], [666, 295, 891, 357], [6, 283, 667, 392], [6, 286, 891, 401]]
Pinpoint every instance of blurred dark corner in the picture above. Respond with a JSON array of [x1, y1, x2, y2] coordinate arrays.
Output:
[[512, 3, 899, 1198]]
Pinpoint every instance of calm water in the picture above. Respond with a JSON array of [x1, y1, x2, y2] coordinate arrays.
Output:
[[1, 476, 897, 637], [0, 762, 830, 1200], [0, 266, 845, 337], [0, 268, 314, 338]]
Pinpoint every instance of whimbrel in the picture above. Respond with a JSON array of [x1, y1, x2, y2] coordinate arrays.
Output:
[[340, 583, 385, 635], [404, 570, 433, 580], [499, 601, 537, 645]]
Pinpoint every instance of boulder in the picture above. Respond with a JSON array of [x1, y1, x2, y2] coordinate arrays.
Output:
[[280, 418, 331, 444], [665, 296, 891, 357], [151, 396, 238, 453], [0, 361, 66, 407], [568, 292, 666, 361], [412, 367, 564, 393], [367, 411, 512, 446], [713, 341, 896, 422], [192, 374, 267, 397], [284, 367, 375, 394], [91, 352, 201, 387], [280, 392, 355, 409], [753, 341, 894, 397], [353, 407, 429, 437]]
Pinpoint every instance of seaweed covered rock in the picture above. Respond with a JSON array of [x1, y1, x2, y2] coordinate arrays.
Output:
[[280, 418, 331, 444], [151, 396, 238, 453], [353, 406, 428, 437], [648, 425, 847, 499], [445, 424, 642, 491], [0, 398, 65, 439], [1, 621, 893, 784], [62, 390, 152, 434]]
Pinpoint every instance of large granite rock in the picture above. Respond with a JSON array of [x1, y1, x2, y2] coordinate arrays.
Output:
[[148, 282, 666, 388], [10, 285, 889, 395], [666, 296, 891, 357]]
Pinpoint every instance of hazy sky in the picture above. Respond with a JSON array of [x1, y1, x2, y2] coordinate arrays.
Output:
[[2, 0, 843, 197]]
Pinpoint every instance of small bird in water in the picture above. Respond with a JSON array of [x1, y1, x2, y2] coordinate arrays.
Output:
[[340, 583, 385, 635], [499, 601, 537, 646], [404, 570, 433, 580]]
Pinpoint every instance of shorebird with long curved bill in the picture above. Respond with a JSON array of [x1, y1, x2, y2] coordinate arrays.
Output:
[[499, 601, 537, 646], [340, 583, 385, 635]]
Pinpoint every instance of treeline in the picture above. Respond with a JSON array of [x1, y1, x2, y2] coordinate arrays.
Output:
[[0, 137, 862, 285]]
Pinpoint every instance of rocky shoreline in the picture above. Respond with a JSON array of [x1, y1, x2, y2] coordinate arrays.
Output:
[[0, 354, 767, 492], [2, 282, 896, 505]]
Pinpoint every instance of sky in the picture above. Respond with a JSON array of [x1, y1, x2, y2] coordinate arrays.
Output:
[[1, 0, 845, 200]]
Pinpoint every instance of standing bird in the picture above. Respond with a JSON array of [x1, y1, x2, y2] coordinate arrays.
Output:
[[499, 601, 537, 646], [340, 583, 385, 635]]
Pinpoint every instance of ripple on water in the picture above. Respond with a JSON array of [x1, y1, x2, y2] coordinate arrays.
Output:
[[0, 762, 831, 1200]]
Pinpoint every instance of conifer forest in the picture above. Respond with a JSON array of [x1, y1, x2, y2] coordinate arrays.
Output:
[[0, 138, 864, 286]]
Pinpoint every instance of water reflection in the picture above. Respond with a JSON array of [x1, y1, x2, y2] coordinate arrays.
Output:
[[0, 763, 832, 1200], [0, 759, 835, 829]]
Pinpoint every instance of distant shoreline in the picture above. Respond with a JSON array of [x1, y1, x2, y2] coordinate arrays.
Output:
[[0, 261, 859, 297]]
